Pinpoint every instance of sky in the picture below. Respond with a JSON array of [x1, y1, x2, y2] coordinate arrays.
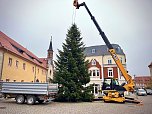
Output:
[[0, 0, 152, 76]]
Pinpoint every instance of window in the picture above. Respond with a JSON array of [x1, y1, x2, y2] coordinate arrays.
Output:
[[120, 57, 123, 63], [8, 58, 12, 66], [92, 49, 96, 53], [42, 70, 46, 75], [119, 71, 123, 79], [93, 70, 96, 76], [23, 63, 26, 70], [97, 70, 100, 76], [116, 46, 121, 52], [89, 70, 92, 76], [33, 67, 35, 73], [89, 69, 100, 77], [108, 59, 112, 64], [91, 59, 96, 65], [11, 44, 24, 54], [108, 68, 113, 77], [38, 68, 39, 74], [16, 60, 19, 68], [42, 70, 43, 74]]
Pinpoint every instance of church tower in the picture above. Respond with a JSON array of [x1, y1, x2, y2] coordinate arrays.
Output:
[[47, 37, 54, 82]]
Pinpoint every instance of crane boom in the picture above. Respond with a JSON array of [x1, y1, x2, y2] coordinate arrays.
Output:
[[73, 0, 134, 92]]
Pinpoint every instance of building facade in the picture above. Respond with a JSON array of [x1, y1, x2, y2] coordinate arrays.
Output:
[[84, 44, 127, 96], [0, 31, 47, 82], [134, 76, 152, 88]]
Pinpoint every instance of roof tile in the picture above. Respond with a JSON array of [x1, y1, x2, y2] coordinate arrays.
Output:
[[84, 44, 125, 57], [0, 31, 46, 69]]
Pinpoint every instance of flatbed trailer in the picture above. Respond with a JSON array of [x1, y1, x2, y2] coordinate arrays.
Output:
[[0, 82, 58, 105]]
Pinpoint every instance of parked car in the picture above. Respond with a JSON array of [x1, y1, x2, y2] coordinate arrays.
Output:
[[136, 89, 147, 96], [145, 89, 152, 95]]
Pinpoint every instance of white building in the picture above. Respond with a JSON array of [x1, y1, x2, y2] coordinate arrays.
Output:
[[84, 44, 127, 96]]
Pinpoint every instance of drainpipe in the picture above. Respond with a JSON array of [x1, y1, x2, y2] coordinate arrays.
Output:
[[46, 69, 48, 83], [34, 65, 36, 82], [0, 51, 5, 81], [101, 55, 104, 82], [117, 66, 120, 83]]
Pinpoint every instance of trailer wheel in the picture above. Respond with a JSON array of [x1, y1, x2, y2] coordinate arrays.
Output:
[[27, 95, 36, 105], [38, 100, 44, 104], [15, 95, 25, 104]]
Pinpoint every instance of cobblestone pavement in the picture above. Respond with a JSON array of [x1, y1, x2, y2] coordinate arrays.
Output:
[[0, 96, 152, 114]]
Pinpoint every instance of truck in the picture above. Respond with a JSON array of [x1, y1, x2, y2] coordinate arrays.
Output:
[[0, 82, 58, 105], [73, 0, 139, 103]]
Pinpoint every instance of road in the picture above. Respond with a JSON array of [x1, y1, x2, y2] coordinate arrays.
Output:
[[0, 96, 152, 114]]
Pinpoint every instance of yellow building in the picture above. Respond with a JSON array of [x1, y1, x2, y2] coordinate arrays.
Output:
[[0, 31, 47, 82]]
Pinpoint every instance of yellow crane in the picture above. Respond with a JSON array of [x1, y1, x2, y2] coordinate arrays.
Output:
[[73, 0, 137, 103]]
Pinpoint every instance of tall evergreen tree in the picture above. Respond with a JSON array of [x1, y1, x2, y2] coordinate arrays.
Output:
[[54, 24, 93, 102]]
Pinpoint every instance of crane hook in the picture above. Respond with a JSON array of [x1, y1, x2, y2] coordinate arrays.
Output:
[[73, 0, 79, 9]]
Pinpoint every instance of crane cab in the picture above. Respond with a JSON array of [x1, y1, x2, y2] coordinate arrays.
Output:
[[102, 78, 126, 102], [102, 78, 119, 90]]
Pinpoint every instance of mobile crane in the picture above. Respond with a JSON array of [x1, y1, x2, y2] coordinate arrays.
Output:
[[73, 0, 137, 103]]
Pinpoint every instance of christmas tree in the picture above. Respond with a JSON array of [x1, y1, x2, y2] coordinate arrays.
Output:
[[54, 24, 93, 102]]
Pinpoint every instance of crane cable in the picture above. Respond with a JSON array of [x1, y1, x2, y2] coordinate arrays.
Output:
[[72, 6, 77, 24]]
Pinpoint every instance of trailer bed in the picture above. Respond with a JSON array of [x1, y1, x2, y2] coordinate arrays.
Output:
[[1, 82, 58, 95]]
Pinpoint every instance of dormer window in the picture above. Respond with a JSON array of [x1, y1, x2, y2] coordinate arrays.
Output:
[[11, 44, 24, 54], [108, 58, 112, 64], [116, 46, 121, 52], [27, 54, 34, 60], [92, 49, 96, 53], [91, 59, 96, 65]]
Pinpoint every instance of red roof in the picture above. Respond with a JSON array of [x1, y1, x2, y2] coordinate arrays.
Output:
[[135, 76, 151, 79], [0, 31, 47, 69], [39, 58, 48, 68]]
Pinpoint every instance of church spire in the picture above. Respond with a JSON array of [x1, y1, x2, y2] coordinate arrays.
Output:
[[47, 36, 54, 82], [47, 36, 53, 59], [48, 36, 53, 51]]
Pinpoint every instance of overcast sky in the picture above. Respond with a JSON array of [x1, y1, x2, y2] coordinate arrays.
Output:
[[0, 0, 152, 76]]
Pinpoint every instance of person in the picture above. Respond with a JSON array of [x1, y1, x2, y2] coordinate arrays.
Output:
[[112, 79, 116, 85], [111, 78, 116, 89]]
